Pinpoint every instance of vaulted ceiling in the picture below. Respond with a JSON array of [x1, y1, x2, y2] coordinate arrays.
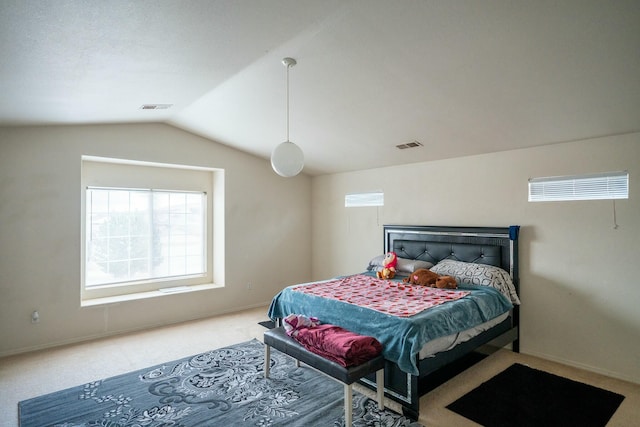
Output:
[[2, 1, 639, 175]]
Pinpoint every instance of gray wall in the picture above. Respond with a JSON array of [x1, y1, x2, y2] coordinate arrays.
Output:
[[311, 133, 640, 383], [2, 124, 638, 385], [0, 123, 311, 355]]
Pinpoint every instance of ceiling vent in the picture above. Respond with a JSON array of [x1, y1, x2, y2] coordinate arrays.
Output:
[[396, 141, 423, 150], [140, 104, 173, 110]]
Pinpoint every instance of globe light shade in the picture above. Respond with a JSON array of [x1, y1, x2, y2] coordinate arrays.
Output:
[[271, 141, 304, 177]]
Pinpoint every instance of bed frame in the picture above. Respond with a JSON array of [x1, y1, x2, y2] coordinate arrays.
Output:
[[359, 225, 521, 419]]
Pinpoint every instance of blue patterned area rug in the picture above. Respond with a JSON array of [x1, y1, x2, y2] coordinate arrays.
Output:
[[19, 339, 421, 426]]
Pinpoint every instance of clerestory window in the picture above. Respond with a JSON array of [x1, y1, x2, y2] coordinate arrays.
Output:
[[528, 171, 628, 202]]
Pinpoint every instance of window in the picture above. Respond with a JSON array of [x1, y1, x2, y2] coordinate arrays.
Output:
[[81, 156, 224, 304], [528, 171, 628, 202], [85, 188, 206, 287], [345, 191, 384, 207]]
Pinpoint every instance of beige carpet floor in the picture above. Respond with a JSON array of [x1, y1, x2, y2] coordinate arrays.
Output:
[[1, 305, 638, 426]]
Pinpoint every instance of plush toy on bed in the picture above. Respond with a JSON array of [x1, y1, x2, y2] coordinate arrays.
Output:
[[403, 268, 458, 289], [376, 251, 398, 279], [434, 275, 458, 289], [403, 268, 438, 286]]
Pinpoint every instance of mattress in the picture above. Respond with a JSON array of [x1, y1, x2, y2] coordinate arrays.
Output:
[[268, 273, 513, 375], [418, 312, 509, 359]]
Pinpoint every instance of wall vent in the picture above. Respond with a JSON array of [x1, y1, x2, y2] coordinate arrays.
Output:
[[396, 141, 423, 150], [140, 104, 173, 110]]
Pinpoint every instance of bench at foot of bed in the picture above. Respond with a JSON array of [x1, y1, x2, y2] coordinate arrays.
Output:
[[263, 327, 385, 427]]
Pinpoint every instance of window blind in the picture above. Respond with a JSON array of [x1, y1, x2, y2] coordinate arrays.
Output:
[[345, 191, 384, 207], [528, 171, 628, 202]]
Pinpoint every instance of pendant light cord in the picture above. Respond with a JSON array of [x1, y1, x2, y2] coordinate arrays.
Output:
[[282, 57, 296, 143], [286, 62, 290, 142]]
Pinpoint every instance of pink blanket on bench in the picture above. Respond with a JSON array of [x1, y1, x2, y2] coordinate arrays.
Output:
[[293, 324, 382, 367]]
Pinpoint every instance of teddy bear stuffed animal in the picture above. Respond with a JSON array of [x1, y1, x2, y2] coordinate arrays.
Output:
[[376, 251, 398, 279], [434, 275, 458, 289], [403, 268, 439, 286], [403, 268, 458, 289]]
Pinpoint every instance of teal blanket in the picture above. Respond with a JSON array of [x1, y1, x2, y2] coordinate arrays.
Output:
[[268, 273, 512, 375]]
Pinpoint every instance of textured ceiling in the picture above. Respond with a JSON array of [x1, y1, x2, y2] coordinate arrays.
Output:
[[1, 0, 639, 175]]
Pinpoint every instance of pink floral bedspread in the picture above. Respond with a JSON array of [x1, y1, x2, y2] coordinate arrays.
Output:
[[293, 274, 470, 317]]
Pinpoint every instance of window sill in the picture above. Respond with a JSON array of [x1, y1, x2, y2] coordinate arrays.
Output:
[[81, 283, 223, 307]]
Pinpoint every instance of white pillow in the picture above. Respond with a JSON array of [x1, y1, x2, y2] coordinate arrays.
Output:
[[431, 259, 520, 305], [366, 255, 433, 274], [396, 258, 434, 273], [366, 254, 386, 272]]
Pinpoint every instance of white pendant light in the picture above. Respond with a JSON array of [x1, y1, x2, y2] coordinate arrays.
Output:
[[271, 57, 304, 177]]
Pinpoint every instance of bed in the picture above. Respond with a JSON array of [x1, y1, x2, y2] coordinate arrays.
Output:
[[268, 225, 521, 419]]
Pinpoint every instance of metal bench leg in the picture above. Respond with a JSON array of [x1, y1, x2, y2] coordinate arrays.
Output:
[[264, 345, 271, 378], [376, 368, 384, 410], [344, 383, 353, 427]]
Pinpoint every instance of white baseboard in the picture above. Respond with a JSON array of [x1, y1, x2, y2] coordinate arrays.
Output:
[[524, 349, 639, 385], [0, 301, 271, 359]]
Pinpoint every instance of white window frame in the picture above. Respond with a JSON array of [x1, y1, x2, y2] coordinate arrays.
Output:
[[81, 156, 224, 305], [528, 171, 629, 202]]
